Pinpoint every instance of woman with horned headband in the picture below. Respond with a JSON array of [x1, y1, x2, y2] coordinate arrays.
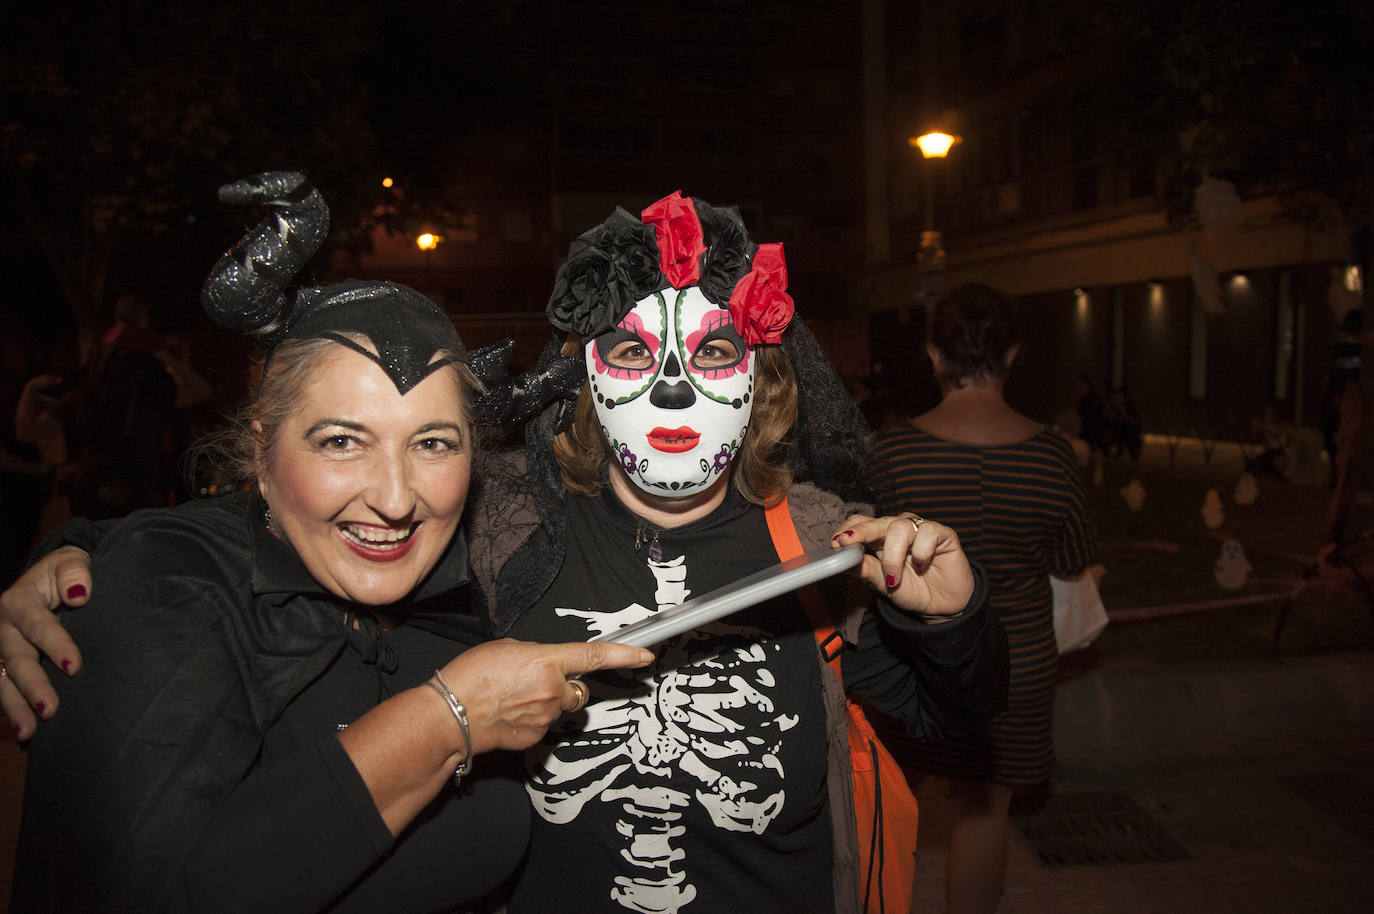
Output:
[[3, 172, 652, 913], [2, 189, 1008, 914]]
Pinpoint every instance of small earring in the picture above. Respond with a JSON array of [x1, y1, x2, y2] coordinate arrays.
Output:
[[263, 505, 273, 533]]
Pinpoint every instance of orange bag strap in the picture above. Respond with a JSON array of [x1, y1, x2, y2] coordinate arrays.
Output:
[[764, 497, 845, 685]]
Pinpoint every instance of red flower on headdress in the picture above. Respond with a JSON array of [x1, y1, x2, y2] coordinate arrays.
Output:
[[728, 243, 794, 345], [641, 191, 705, 289]]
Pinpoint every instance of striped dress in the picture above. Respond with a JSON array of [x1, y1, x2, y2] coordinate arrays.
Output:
[[869, 424, 1094, 786]]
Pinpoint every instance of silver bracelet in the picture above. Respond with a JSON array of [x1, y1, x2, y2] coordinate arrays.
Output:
[[426, 669, 472, 786]]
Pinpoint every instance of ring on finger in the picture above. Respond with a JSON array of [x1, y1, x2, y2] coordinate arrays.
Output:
[[903, 514, 925, 538], [0, 658, 8, 679], [567, 678, 590, 713]]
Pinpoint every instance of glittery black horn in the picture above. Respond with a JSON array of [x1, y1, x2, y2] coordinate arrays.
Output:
[[200, 171, 331, 341], [466, 338, 588, 427]]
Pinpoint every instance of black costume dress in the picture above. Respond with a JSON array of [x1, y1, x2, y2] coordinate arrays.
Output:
[[12, 491, 529, 913]]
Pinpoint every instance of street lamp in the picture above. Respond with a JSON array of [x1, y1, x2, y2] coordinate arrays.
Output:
[[909, 131, 960, 160], [906, 130, 962, 280], [416, 232, 443, 290]]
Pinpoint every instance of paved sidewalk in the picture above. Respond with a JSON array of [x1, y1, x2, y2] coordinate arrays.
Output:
[[910, 726, 1374, 914], [906, 631, 1374, 912]]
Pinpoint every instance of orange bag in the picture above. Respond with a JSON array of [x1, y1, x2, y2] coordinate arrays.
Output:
[[765, 500, 920, 914]]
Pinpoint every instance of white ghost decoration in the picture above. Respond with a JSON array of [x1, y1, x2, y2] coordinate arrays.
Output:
[[1119, 478, 1147, 512], [1194, 176, 1243, 236], [1200, 488, 1225, 529], [1213, 538, 1252, 590], [1233, 472, 1259, 506]]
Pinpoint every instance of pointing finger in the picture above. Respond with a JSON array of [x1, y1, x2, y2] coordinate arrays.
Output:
[[554, 641, 655, 678]]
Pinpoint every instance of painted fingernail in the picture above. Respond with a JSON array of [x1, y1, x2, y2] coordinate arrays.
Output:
[[913, 562, 926, 574], [35, 702, 46, 716], [844, 530, 854, 538], [67, 584, 86, 600], [61, 659, 73, 674], [885, 574, 896, 588]]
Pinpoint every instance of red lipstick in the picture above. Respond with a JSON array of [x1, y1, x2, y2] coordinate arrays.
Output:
[[340, 526, 417, 563], [648, 426, 700, 453]]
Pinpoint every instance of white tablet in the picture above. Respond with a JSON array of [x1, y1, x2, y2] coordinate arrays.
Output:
[[589, 544, 864, 648]]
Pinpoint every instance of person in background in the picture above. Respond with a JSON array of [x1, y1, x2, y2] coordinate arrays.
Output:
[[1106, 387, 1142, 462], [1074, 374, 1110, 456], [1249, 402, 1292, 480], [868, 282, 1094, 914]]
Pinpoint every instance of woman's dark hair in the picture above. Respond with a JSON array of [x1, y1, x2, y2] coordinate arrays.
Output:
[[929, 282, 1019, 389]]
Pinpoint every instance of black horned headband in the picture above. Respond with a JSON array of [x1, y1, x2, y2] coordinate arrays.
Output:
[[201, 171, 464, 395], [201, 171, 584, 424]]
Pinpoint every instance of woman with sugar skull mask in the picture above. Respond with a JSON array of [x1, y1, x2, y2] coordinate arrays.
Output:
[[472, 192, 1010, 914], [1, 191, 1008, 914]]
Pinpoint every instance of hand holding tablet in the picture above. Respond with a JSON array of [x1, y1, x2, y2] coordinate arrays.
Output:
[[589, 544, 863, 648]]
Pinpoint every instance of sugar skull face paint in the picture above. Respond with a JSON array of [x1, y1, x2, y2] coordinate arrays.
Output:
[[586, 286, 753, 496]]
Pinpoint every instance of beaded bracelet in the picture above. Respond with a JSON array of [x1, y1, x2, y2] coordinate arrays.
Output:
[[425, 669, 472, 786]]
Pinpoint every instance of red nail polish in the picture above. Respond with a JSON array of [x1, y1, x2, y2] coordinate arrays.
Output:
[[35, 702, 46, 716], [885, 574, 896, 588], [844, 530, 854, 537], [61, 659, 73, 674], [913, 563, 926, 574], [67, 584, 87, 600]]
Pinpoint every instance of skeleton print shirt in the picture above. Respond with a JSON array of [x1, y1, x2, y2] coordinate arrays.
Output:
[[505, 485, 836, 914]]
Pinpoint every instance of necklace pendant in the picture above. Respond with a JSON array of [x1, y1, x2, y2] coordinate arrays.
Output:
[[649, 533, 663, 562]]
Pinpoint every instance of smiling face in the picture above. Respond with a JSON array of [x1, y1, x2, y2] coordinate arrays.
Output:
[[585, 286, 754, 497], [255, 344, 472, 606]]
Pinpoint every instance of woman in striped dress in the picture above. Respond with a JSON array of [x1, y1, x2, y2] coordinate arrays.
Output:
[[869, 283, 1094, 914]]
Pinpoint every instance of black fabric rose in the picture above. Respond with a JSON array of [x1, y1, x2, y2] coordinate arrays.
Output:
[[695, 201, 757, 306], [547, 208, 663, 336]]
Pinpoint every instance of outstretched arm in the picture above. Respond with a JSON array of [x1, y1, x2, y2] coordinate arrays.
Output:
[[174, 638, 653, 911], [340, 638, 651, 835]]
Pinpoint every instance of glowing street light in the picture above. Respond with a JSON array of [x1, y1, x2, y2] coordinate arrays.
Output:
[[908, 131, 962, 159], [416, 233, 443, 289]]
